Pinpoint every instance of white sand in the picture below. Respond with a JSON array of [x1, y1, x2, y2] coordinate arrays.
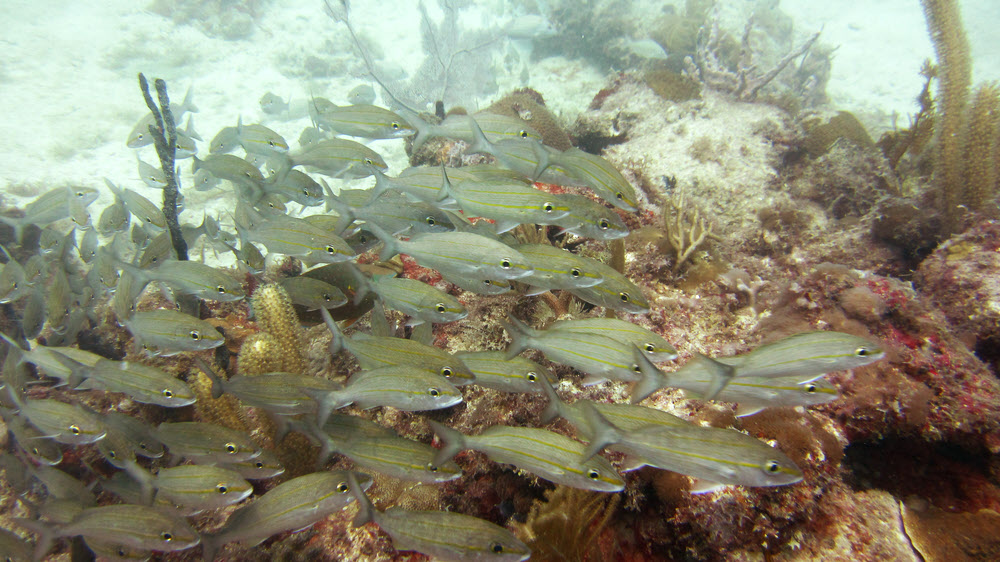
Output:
[[0, 0, 995, 217]]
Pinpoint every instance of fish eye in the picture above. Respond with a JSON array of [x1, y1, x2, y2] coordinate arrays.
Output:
[[855, 347, 871, 357], [765, 460, 781, 473], [804, 383, 818, 393], [632, 363, 641, 373], [108, 450, 117, 459], [526, 372, 538, 382], [224, 443, 238, 454], [364, 158, 374, 165], [619, 292, 630, 302], [543, 202, 555, 212], [326, 245, 337, 254], [570, 268, 582, 278], [587, 469, 600, 480], [69, 424, 81, 435], [519, 130, 529, 138], [216, 483, 229, 494], [441, 367, 453, 378], [500, 258, 512, 269], [322, 293, 334, 302], [268, 140, 275, 147], [162, 389, 174, 398], [615, 192, 624, 200], [429, 387, 441, 397], [117, 547, 127, 556], [425, 216, 436, 226], [391, 122, 400, 130], [136, 133, 144, 141], [644, 343, 655, 353], [217, 285, 227, 293], [161, 532, 173, 542], [254, 461, 264, 469], [435, 303, 447, 313], [190, 330, 201, 340], [426, 463, 438, 472], [336, 481, 349, 493], [599, 218, 610, 229], [492, 542, 505, 553]]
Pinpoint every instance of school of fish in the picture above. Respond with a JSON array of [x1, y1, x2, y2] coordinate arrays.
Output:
[[0, 46, 889, 562]]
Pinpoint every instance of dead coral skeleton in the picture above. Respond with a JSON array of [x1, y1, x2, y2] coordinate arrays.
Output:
[[663, 194, 720, 273], [684, 14, 821, 101], [718, 267, 768, 313]]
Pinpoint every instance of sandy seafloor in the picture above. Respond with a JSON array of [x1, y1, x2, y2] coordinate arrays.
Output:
[[0, 0, 998, 225]]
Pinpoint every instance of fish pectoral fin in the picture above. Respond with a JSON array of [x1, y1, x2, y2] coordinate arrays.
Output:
[[734, 404, 765, 417], [689, 479, 728, 494]]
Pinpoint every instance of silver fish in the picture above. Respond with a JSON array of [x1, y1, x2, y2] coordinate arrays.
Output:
[[153, 421, 261, 463], [16, 398, 106, 445], [0, 186, 100, 242], [4, 412, 63, 465], [347, 84, 376, 105], [567, 258, 650, 314], [309, 97, 414, 139], [312, 365, 462, 427], [547, 317, 678, 361], [514, 243, 605, 293], [326, 187, 455, 236], [348, 472, 530, 561], [429, 421, 624, 492], [442, 176, 572, 234], [503, 315, 642, 385], [579, 402, 803, 488], [104, 411, 165, 459], [204, 369, 341, 417], [105, 182, 167, 232], [149, 465, 254, 511], [33, 504, 200, 555], [455, 350, 555, 393], [279, 276, 348, 310], [126, 86, 198, 148], [550, 193, 629, 240], [123, 309, 225, 356], [76, 358, 197, 408], [237, 116, 289, 155], [199, 470, 370, 562], [214, 449, 285, 480], [632, 331, 885, 403], [262, 169, 324, 207], [369, 223, 533, 282], [236, 210, 355, 264], [323, 308, 474, 382], [549, 147, 639, 212], [288, 138, 387, 179], [209, 126, 241, 154], [410, 110, 543, 150], [259, 91, 290, 114], [365, 275, 467, 326], [313, 417, 462, 483], [122, 260, 245, 302], [137, 157, 167, 188]]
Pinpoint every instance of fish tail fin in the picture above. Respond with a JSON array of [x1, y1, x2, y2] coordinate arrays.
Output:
[[0, 216, 24, 243], [306, 386, 344, 429], [539, 379, 565, 424], [370, 300, 391, 338], [694, 353, 737, 401], [579, 401, 623, 463], [194, 358, 225, 400], [191, 155, 205, 175], [319, 307, 345, 355], [363, 221, 399, 261], [630, 345, 669, 404], [14, 517, 60, 561], [347, 471, 376, 527], [427, 420, 467, 467], [179, 85, 198, 114], [500, 315, 539, 359], [367, 165, 392, 201], [466, 115, 495, 157], [403, 108, 432, 150], [182, 114, 202, 140], [200, 534, 221, 562], [51, 354, 89, 390], [121, 459, 156, 505], [530, 139, 553, 181]]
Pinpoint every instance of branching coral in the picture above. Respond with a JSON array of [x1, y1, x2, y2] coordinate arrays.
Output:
[[246, 283, 306, 375], [637, 193, 720, 274], [684, 15, 820, 102]]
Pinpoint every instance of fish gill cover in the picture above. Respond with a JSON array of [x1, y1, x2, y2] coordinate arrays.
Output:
[[1, 0, 1000, 560]]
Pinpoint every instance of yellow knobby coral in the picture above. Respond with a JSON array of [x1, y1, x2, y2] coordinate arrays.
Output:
[[249, 283, 306, 374]]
